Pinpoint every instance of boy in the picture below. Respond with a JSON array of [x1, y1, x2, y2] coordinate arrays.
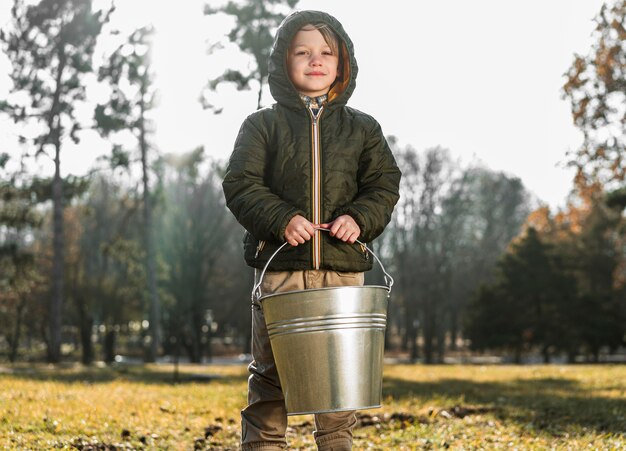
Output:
[[222, 10, 401, 451]]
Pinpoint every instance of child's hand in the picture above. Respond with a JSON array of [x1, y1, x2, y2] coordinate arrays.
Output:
[[285, 215, 316, 246], [319, 215, 361, 244]]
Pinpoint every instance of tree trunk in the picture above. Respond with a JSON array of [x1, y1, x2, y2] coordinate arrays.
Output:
[[406, 305, 420, 362], [423, 334, 434, 364], [48, 46, 67, 364], [50, 139, 64, 363], [436, 309, 446, 363], [9, 299, 26, 362], [256, 75, 264, 110], [244, 327, 252, 355], [409, 324, 419, 363], [140, 85, 160, 363], [79, 308, 94, 365], [567, 348, 577, 364], [436, 336, 445, 364], [542, 345, 550, 364], [401, 312, 410, 352], [423, 305, 435, 364], [173, 333, 181, 384], [182, 332, 199, 363], [191, 323, 201, 364], [513, 346, 522, 364], [449, 307, 458, 352], [592, 347, 600, 363], [104, 328, 116, 364], [205, 325, 213, 363]]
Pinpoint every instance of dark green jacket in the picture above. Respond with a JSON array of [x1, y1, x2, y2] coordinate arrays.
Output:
[[222, 10, 401, 272]]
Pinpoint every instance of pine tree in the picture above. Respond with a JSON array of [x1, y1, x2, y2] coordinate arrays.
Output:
[[95, 26, 161, 362], [202, 0, 299, 111], [0, 0, 113, 362]]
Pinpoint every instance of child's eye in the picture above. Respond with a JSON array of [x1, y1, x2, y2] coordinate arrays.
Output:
[[295, 50, 308, 55]]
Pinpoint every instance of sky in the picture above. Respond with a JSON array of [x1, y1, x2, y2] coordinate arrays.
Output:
[[0, 0, 607, 209]]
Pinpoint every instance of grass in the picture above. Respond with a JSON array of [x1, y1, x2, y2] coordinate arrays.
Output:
[[1, 363, 625, 450]]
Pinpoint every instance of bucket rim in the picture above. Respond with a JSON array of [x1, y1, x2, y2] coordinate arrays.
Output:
[[252, 229, 394, 302], [258, 284, 390, 302]]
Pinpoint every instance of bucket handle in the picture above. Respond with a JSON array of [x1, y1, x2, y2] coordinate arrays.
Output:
[[252, 228, 394, 301]]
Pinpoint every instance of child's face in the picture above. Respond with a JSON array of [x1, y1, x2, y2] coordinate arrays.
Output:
[[287, 27, 339, 98]]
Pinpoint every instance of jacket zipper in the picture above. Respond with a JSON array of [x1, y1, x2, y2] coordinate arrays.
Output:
[[360, 243, 369, 261], [308, 105, 324, 270], [254, 240, 266, 258]]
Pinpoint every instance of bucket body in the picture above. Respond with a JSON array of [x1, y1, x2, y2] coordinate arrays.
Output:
[[260, 285, 388, 415]]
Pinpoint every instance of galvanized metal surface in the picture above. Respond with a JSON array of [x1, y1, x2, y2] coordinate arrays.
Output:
[[261, 285, 389, 415]]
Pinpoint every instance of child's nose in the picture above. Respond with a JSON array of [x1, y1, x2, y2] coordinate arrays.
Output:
[[310, 54, 322, 65]]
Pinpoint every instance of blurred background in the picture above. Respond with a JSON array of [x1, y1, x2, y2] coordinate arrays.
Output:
[[1, 0, 625, 366]]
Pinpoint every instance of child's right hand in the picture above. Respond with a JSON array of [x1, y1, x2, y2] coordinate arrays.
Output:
[[284, 215, 316, 246]]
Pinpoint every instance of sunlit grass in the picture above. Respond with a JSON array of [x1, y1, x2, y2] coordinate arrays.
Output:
[[1, 364, 247, 450], [1, 363, 625, 450]]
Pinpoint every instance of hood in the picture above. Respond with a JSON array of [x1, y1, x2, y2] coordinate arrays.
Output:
[[268, 10, 358, 110]]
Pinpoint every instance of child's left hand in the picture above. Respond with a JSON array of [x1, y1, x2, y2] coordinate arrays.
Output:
[[319, 215, 361, 244]]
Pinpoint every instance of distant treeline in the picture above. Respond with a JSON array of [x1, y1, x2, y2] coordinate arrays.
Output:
[[2, 142, 625, 364], [1, 0, 625, 364]]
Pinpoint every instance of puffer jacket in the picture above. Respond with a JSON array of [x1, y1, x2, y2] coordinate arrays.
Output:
[[222, 9, 401, 272]]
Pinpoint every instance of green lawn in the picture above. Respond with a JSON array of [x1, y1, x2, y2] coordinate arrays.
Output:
[[1, 363, 625, 450]]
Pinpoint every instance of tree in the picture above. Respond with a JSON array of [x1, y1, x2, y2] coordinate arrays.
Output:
[[386, 145, 456, 363], [385, 140, 530, 363], [0, 0, 113, 362], [202, 0, 298, 112], [64, 175, 146, 364], [475, 184, 626, 363], [565, 190, 625, 361], [560, 0, 626, 362], [563, 0, 626, 185], [95, 26, 161, 362], [0, 158, 46, 362], [157, 149, 238, 363], [444, 167, 530, 352], [465, 228, 577, 363]]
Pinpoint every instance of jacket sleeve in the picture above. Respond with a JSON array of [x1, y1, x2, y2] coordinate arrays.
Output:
[[334, 120, 401, 242], [222, 116, 303, 241]]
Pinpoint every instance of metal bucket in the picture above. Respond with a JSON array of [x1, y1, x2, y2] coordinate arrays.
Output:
[[252, 230, 393, 415]]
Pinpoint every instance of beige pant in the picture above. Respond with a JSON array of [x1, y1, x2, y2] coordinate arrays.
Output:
[[241, 270, 365, 451]]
